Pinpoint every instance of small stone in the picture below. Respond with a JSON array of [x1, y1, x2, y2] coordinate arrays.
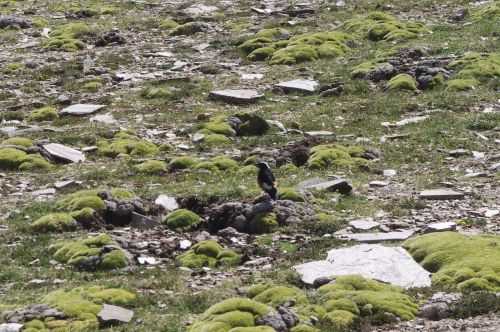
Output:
[[336, 230, 414, 243], [275, 79, 319, 94], [419, 189, 464, 200], [489, 163, 500, 171], [209, 89, 263, 104], [130, 212, 158, 230], [369, 181, 388, 187], [32, 188, 56, 197], [448, 149, 469, 157], [137, 256, 157, 265], [0, 323, 23, 332], [98, 304, 134, 325], [383, 169, 397, 177], [484, 209, 499, 218], [154, 195, 179, 211], [179, 240, 192, 250], [298, 178, 352, 194], [90, 113, 117, 125], [42, 143, 85, 163], [60, 104, 106, 116], [54, 180, 80, 190], [349, 218, 380, 231], [425, 222, 457, 233], [192, 133, 205, 143]]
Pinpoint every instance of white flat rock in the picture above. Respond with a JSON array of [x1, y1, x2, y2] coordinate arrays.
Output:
[[60, 104, 106, 116], [0, 323, 23, 332], [154, 195, 179, 211], [98, 304, 134, 324], [209, 89, 263, 104], [349, 218, 380, 231], [294, 244, 431, 288], [42, 143, 85, 163], [336, 230, 414, 243], [419, 189, 464, 200], [275, 79, 319, 93], [425, 222, 457, 233]]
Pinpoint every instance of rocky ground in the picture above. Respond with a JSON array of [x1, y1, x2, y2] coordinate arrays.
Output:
[[0, 0, 499, 331]]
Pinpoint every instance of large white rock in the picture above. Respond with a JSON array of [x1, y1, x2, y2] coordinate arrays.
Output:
[[42, 143, 85, 163], [294, 244, 431, 288], [60, 104, 106, 116], [336, 230, 414, 243], [275, 79, 319, 93], [209, 89, 263, 104], [0, 324, 23, 332]]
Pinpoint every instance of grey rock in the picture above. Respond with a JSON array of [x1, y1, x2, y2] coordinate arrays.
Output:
[[312, 276, 332, 288], [277, 306, 299, 328], [336, 230, 414, 243], [349, 218, 380, 231], [5, 304, 66, 323], [90, 113, 117, 125], [209, 89, 263, 104], [0, 16, 31, 29], [130, 212, 158, 230], [98, 304, 134, 325], [304, 130, 335, 137], [42, 143, 85, 163], [298, 178, 352, 194], [256, 312, 287, 332], [183, 4, 218, 17], [425, 222, 457, 233], [60, 104, 106, 116], [419, 292, 462, 320], [0, 324, 23, 332], [294, 244, 431, 288], [419, 189, 464, 200], [449, 149, 470, 157], [369, 180, 389, 187], [275, 79, 319, 94]]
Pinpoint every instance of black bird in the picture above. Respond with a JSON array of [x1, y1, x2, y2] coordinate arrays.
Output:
[[256, 162, 277, 200]]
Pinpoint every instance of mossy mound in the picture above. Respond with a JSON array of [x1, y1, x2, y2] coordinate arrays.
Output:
[[403, 232, 500, 292], [164, 208, 201, 231], [447, 52, 500, 90], [387, 73, 418, 91], [0, 147, 52, 171], [248, 212, 279, 234], [194, 156, 238, 172], [240, 30, 353, 65], [202, 134, 232, 147], [177, 240, 241, 269], [473, 1, 500, 20], [1, 137, 33, 148], [56, 190, 106, 212], [82, 80, 103, 92], [248, 284, 308, 307], [234, 113, 270, 136], [170, 22, 206, 36], [188, 298, 272, 332], [97, 131, 159, 157], [39, 286, 135, 330], [27, 106, 59, 122], [140, 86, 174, 99], [168, 156, 199, 171], [318, 275, 418, 326], [44, 22, 94, 52], [30, 213, 78, 233], [307, 144, 367, 170], [49, 234, 128, 270], [159, 18, 179, 30], [343, 11, 427, 42], [134, 160, 167, 175], [279, 188, 305, 202], [201, 116, 237, 136]]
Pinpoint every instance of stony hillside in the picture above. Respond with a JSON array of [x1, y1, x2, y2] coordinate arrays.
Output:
[[0, 0, 499, 331]]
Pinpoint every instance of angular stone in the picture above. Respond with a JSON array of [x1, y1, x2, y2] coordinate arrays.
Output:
[[98, 304, 134, 325], [369, 181, 388, 187], [90, 113, 117, 125], [448, 149, 470, 157], [294, 244, 431, 288], [60, 104, 106, 116], [336, 230, 414, 243], [0, 323, 23, 332], [425, 222, 457, 233], [383, 169, 397, 177], [179, 239, 192, 250], [349, 218, 380, 231], [304, 131, 334, 137], [419, 189, 464, 200], [32, 188, 56, 197], [130, 212, 158, 230], [154, 195, 179, 211], [209, 89, 263, 104], [42, 143, 85, 163], [137, 256, 157, 265], [275, 79, 319, 93], [298, 178, 352, 194]]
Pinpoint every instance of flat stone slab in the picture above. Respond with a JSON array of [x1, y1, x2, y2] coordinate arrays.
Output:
[[60, 104, 106, 116], [349, 218, 380, 231], [298, 178, 352, 194], [419, 189, 464, 200], [425, 222, 457, 233], [209, 89, 263, 104], [275, 79, 319, 93], [294, 244, 431, 288], [98, 304, 134, 325], [42, 143, 85, 163], [336, 230, 414, 243]]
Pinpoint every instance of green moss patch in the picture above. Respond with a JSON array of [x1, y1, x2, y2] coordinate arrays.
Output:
[[44, 23, 94, 52], [194, 156, 238, 172], [39, 286, 135, 330], [343, 11, 427, 42], [56, 190, 106, 212], [189, 298, 272, 332], [387, 73, 418, 91], [50, 234, 128, 270], [248, 212, 278, 234], [307, 144, 367, 170], [447, 52, 500, 90], [168, 156, 199, 171], [177, 240, 241, 269], [202, 134, 232, 147], [159, 18, 179, 30], [248, 284, 308, 307], [2, 137, 33, 148], [0, 147, 28, 169], [473, 1, 500, 20], [18, 154, 53, 171], [403, 232, 500, 292], [0, 147, 52, 171], [97, 131, 159, 157], [30, 213, 78, 233], [164, 208, 201, 231], [318, 275, 418, 327], [240, 30, 353, 65], [134, 160, 167, 175], [279, 188, 305, 202], [28, 106, 59, 122], [170, 22, 206, 36], [200, 116, 237, 136]]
